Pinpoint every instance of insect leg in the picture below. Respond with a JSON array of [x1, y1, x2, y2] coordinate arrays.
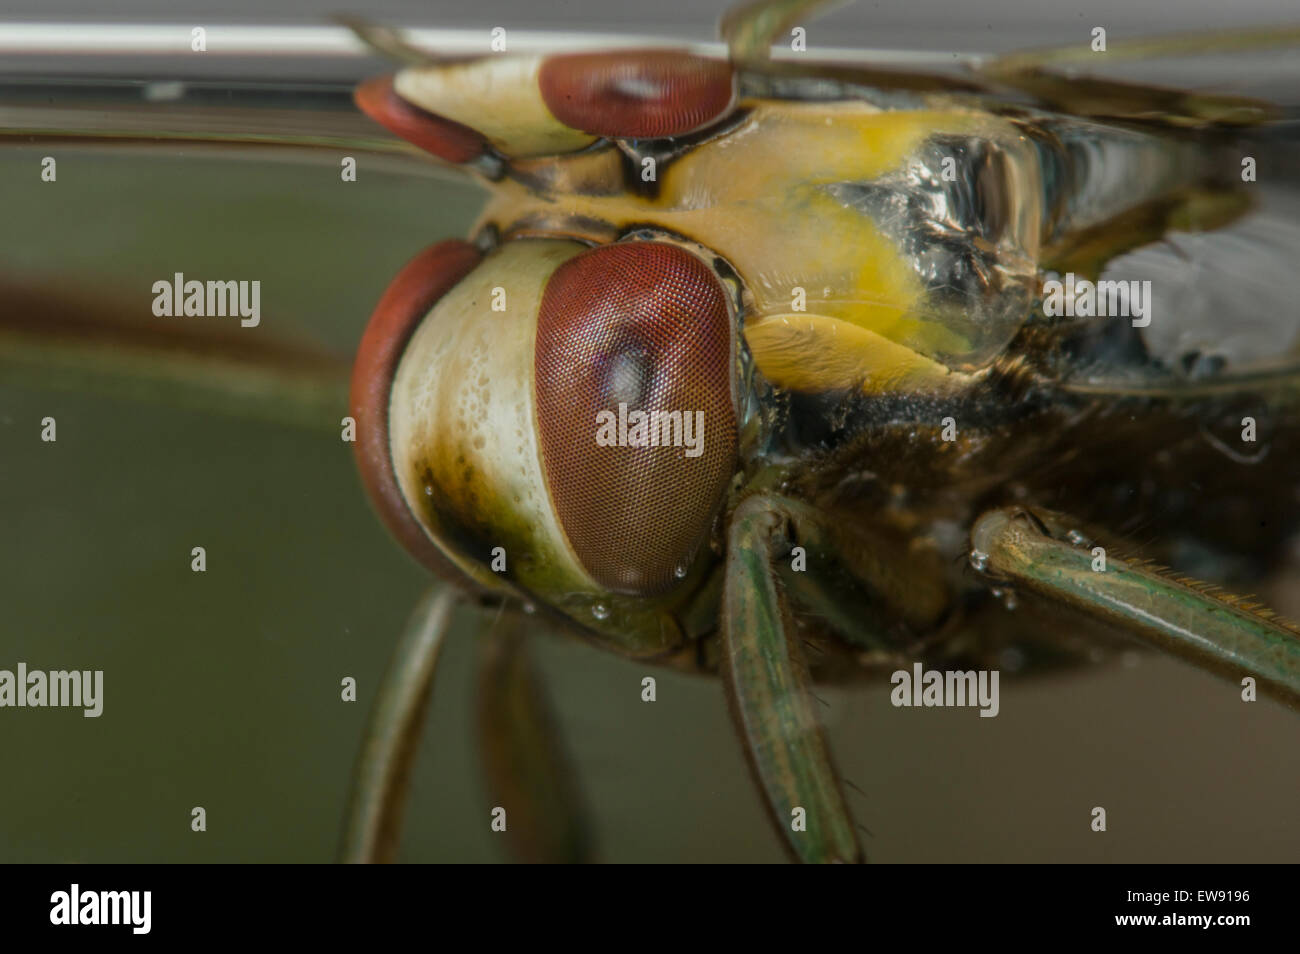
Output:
[[976, 28, 1300, 128], [972, 508, 1300, 710], [332, 15, 440, 67], [983, 27, 1300, 79], [340, 586, 458, 863], [0, 282, 352, 432], [720, 0, 849, 66], [477, 612, 594, 864], [722, 494, 863, 863], [771, 495, 949, 634]]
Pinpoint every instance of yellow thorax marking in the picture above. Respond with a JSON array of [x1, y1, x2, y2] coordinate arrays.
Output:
[[484, 100, 1016, 392]]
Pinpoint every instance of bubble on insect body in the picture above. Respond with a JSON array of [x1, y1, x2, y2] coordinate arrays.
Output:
[[591, 602, 610, 621], [1065, 529, 1087, 547], [968, 548, 989, 572], [674, 565, 688, 579]]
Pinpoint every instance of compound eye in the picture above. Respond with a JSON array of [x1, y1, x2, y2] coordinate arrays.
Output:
[[534, 243, 737, 595], [538, 51, 735, 139], [351, 240, 483, 578]]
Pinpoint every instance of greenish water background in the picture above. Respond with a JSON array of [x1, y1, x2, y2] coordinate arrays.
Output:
[[1, 147, 1298, 863]]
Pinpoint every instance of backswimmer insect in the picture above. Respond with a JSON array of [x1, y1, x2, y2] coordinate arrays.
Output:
[[335, 0, 1300, 862], [6, 1, 1296, 864]]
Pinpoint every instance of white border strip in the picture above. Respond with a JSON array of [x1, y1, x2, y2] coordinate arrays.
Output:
[[0, 22, 973, 65]]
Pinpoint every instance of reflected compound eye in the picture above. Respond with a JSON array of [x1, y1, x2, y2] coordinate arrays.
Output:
[[534, 242, 738, 595], [351, 239, 483, 580], [538, 51, 736, 139], [354, 75, 488, 163]]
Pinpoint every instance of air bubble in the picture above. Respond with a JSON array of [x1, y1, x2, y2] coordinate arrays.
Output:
[[591, 602, 610, 621], [1000, 589, 1018, 611], [969, 549, 988, 572], [1065, 530, 1087, 546], [674, 565, 688, 579]]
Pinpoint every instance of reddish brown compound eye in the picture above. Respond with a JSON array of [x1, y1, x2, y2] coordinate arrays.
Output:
[[351, 239, 483, 580], [354, 75, 487, 163], [535, 243, 737, 596], [538, 51, 735, 139]]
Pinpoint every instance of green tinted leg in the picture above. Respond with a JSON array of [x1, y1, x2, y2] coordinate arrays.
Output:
[[340, 586, 458, 863], [973, 508, 1300, 709], [477, 613, 593, 864], [722, 494, 863, 863]]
